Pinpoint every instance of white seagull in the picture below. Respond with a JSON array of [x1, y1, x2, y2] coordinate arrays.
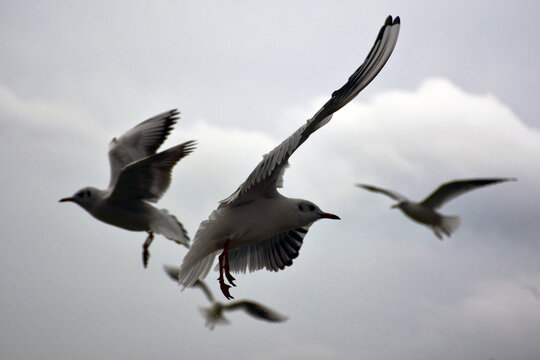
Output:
[[356, 178, 516, 239], [177, 16, 401, 299], [60, 109, 195, 267], [164, 265, 288, 330]]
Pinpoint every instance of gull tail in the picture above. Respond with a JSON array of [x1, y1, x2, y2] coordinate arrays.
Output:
[[439, 215, 461, 238], [178, 250, 219, 289], [151, 209, 190, 248], [178, 210, 222, 288]]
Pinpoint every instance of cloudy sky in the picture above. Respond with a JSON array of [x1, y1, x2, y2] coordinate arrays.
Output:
[[1, 1, 539, 359]]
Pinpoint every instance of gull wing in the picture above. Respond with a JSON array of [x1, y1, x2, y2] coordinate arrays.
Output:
[[192, 280, 215, 303], [224, 301, 288, 322], [419, 178, 516, 210], [109, 140, 196, 202], [163, 266, 215, 302], [108, 109, 179, 188], [356, 183, 408, 202], [163, 264, 181, 283], [226, 226, 311, 273], [220, 16, 400, 207]]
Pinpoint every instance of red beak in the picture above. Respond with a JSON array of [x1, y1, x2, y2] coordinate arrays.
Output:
[[59, 197, 74, 203], [319, 212, 341, 220]]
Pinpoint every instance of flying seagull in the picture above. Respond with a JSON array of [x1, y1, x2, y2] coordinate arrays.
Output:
[[356, 178, 516, 239], [164, 265, 287, 330], [60, 109, 195, 267], [177, 15, 401, 299]]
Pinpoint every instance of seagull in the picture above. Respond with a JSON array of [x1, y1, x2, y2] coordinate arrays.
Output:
[[164, 265, 288, 330], [60, 109, 195, 267], [177, 16, 401, 299], [356, 178, 516, 239]]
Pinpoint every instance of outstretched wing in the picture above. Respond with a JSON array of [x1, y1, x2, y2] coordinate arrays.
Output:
[[108, 109, 179, 188], [163, 264, 183, 284], [109, 140, 196, 202], [356, 183, 408, 202], [225, 301, 288, 322], [163, 266, 215, 302], [420, 178, 516, 210], [226, 226, 311, 273], [220, 16, 400, 207], [192, 280, 215, 303]]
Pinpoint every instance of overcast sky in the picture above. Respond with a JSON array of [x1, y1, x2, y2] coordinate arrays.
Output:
[[1, 1, 540, 360]]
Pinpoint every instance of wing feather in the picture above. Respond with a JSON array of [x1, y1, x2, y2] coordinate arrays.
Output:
[[226, 226, 310, 273], [224, 301, 288, 322], [420, 178, 516, 209], [221, 16, 400, 207], [109, 140, 196, 202], [356, 183, 408, 202], [108, 109, 179, 188]]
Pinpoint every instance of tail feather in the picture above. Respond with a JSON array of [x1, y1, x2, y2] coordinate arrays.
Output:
[[151, 209, 190, 248], [178, 250, 219, 289], [440, 215, 461, 237], [178, 209, 223, 288]]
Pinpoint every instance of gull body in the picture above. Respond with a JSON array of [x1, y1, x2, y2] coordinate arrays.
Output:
[[60, 109, 195, 267], [357, 178, 516, 239], [178, 16, 401, 298], [197, 196, 320, 252]]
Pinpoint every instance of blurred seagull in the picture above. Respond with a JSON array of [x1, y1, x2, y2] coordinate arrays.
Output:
[[163, 265, 287, 330], [356, 178, 516, 239], [177, 15, 401, 299], [60, 109, 195, 267]]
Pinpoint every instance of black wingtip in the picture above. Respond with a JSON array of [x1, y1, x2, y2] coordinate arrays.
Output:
[[169, 109, 180, 124], [384, 15, 400, 26]]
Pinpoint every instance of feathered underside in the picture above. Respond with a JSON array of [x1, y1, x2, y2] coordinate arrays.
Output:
[[226, 226, 311, 273]]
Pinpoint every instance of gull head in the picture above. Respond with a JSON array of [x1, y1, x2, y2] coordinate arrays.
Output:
[[296, 200, 340, 224], [59, 186, 100, 210]]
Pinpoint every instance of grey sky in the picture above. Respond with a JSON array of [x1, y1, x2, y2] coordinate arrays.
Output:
[[1, 1, 539, 360]]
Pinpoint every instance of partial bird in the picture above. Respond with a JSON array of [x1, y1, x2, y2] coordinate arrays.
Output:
[[163, 265, 287, 330], [356, 178, 516, 239], [60, 109, 195, 267], [177, 16, 401, 299]]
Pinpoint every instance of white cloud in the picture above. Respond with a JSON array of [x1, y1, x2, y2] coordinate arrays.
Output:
[[2, 77, 540, 360]]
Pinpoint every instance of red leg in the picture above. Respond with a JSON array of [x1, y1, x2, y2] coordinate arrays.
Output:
[[224, 241, 236, 286], [142, 232, 154, 268], [217, 239, 235, 300]]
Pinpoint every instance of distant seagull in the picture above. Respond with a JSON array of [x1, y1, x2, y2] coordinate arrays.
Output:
[[177, 16, 401, 299], [356, 178, 516, 239], [163, 265, 287, 330], [60, 109, 195, 267]]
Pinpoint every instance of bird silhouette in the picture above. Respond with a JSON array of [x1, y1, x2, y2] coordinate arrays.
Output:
[[177, 15, 401, 299], [60, 109, 195, 267], [164, 265, 288, 330], [356, 178, 516, 239]]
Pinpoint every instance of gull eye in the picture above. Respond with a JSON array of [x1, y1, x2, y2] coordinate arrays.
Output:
[[85, 190, 91, 197], [76, 191, 85, 198], [308, 204, 316, 212]]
